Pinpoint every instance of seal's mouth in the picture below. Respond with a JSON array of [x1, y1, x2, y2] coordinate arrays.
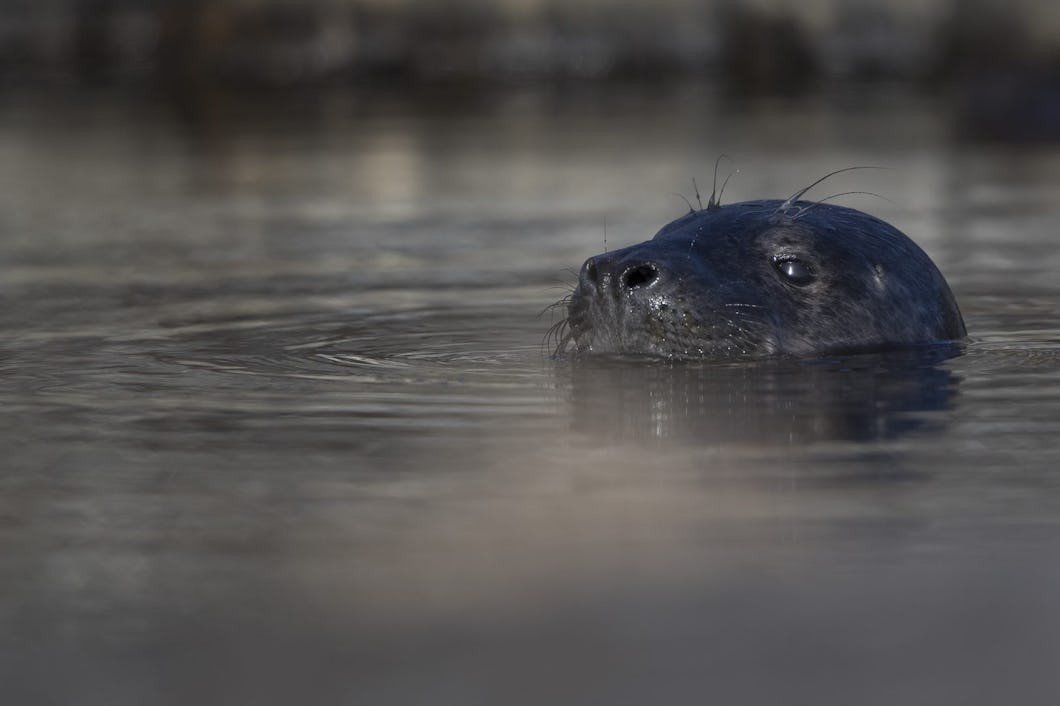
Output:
[[554, 278, 779, 360], [561, 282, 680, 357], [545, 287, 590, 357], [566, 291, 595, 355], [546, 280, 625, 358]]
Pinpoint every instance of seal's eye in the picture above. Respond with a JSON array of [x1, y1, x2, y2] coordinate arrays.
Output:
[[773, 256, 815, 286]]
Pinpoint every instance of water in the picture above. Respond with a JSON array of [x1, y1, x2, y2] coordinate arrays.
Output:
[[2, 84, 1060, 705]]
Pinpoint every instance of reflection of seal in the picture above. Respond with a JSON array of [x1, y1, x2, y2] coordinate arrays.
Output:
[[566, 346, 962, 446], [559, 199, 966, 359]]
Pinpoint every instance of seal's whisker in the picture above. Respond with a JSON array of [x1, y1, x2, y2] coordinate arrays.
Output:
[[543, 316, 574, 357], [716, 166, 738, 209], [779, 166, 892, 213], [668, 191, 696, 214], [538, 295, 572, 319], [792, 191, 896, 219], [544, 318, 567, 341], [708, 154, 736, 210], [544, 270, 579, 289]]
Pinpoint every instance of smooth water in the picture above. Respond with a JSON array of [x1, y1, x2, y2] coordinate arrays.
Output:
[[2, 85, 1060, 705]]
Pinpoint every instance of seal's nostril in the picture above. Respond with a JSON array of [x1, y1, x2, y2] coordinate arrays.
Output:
[[585, 260, 599, 284], [622, 263, 658, 290]]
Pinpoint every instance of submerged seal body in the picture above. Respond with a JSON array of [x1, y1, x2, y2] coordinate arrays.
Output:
[[562, 199, 965, 359]]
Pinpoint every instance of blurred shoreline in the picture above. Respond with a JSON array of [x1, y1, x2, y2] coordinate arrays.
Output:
[[2, 1, 1059, 143], [1, 1, 1059, 90]]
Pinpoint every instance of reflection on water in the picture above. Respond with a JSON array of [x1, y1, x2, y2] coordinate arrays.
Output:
[[2, 85, 1060, 705], [566, 346, 963, 446]]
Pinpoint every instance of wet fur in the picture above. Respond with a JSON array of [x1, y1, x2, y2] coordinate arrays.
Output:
[[555, 197, 965, 360]]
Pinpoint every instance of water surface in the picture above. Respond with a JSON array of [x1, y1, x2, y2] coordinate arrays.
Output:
[[2, 85, 1060, 705]]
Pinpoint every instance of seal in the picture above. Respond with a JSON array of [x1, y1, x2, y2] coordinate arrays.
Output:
[[556, 196, 966, 359]]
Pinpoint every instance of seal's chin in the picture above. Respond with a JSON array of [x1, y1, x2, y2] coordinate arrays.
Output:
[[563, 289, 620, 356], [564, 288, 776, 360], [563, 279, 675, 357], [563, 300, 605, 356]]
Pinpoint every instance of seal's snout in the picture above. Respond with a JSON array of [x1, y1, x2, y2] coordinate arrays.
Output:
[[568, 251, 669, 356], [579, 255, 605, 293], [580, 253, 661, 298]]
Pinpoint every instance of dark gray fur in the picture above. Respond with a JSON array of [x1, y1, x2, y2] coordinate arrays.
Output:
[[562, 199, 966, 359]]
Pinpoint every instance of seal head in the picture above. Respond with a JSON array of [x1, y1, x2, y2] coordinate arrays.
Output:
[[564, 200, 965, 359]]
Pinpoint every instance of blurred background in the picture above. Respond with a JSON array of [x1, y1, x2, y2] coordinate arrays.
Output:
[[4, 2, 1060, 705], [2, 0, 1058, 140], [2, 0, 1059, 89]]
